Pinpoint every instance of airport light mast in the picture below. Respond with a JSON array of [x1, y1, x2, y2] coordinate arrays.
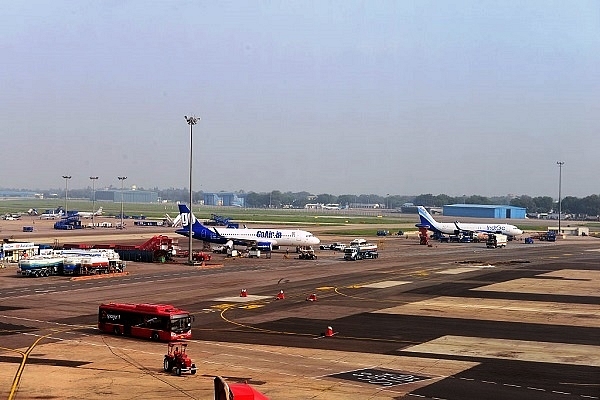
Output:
[[62, 175, 71, 216], [90, 176, 98, 229], [185, 115, 199, 265], [557, 161, 564, 236], [118, 176, 127, 230]]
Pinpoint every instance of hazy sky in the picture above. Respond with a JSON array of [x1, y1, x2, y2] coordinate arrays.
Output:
[[2, 1, 598, 197]]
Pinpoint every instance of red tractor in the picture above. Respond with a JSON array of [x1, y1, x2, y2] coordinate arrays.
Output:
[[163, 342, 197, 376]]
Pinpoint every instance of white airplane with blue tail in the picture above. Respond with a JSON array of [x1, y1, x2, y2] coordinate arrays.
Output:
[[175, 204, 320, 250], [416, 206, 523, 238]]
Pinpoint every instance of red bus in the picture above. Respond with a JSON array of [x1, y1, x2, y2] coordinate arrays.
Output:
[[98, 303, 192, 341]]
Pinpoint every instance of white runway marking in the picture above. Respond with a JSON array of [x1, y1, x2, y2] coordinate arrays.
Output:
[[373, 296, 600, 327], [473, 269, 600, 297], [437, 265, 494, 274], [404, 335, 600, 367]]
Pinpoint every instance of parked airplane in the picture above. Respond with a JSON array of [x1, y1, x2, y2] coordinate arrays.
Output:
[[175, 204, 320, 249], [76, 207, 103, 219], [39, 208, 64, 220], [416, 206, 523, 238]]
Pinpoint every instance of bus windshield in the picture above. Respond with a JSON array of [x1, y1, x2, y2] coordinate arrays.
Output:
[[170, 314, 192, 333]]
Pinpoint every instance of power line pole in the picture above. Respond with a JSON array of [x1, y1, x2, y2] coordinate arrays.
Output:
[[118, 176, 127, 230], [557, 161, 564, 237], [90, 176, 98, 228], [185, 115, 199, 265]]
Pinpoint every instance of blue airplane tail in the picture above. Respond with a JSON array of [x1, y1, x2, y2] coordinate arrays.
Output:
[[416, 206, 441, 233], [175, 204, 225, 243]]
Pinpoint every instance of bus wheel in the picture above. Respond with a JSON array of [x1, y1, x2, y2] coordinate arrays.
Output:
[[152, 332, 159, 341], [113, 326, 121, 335]]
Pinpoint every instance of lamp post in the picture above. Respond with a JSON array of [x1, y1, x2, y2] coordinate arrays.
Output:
[[90, 176, 98, 228], [118, 176, 127, 229], [185, 115, 199, 265], [557, 161, 564, 236], [62, 175, 72, 216]]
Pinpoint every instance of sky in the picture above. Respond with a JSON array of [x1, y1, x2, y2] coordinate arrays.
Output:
[[1, 1, 599, 198]]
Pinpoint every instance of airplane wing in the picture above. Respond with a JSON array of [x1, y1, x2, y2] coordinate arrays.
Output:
[[454, 222, 478, 235]]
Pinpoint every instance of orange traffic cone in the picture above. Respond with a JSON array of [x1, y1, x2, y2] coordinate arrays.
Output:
[[325, 326, 334, 337], [306, 293, 317, 302], [240, 289, 247, 297], [276, 290, 285, 300]]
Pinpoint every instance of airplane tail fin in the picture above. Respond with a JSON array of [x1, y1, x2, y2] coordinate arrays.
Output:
[[417, 206, 440, 231], [177, 204, 202, 227]]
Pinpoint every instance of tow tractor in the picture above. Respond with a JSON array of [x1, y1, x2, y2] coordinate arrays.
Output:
[[163, 342, 197, 376]]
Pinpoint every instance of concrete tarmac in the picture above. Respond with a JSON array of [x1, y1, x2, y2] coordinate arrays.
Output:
[[0, 219, 599, 399]]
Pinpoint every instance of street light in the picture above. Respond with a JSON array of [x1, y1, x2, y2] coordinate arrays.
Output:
[[90, 176, 98, 228], [62, 175, 71, 216], [118, 176, 127, 229], [185, 115, 199, 265], [557, 161, 564, 236]]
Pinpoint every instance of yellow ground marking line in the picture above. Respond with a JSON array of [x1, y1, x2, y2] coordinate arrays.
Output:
[[334, 285, 408, 304], [219, 307, 316, 337], [8, 327, 77, 400]]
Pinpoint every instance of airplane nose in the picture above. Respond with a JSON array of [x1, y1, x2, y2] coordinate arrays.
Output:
[[312, 237, 321, 244]]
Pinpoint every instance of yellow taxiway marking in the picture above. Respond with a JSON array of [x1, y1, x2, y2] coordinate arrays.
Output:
[[240, 304, 265, 310]]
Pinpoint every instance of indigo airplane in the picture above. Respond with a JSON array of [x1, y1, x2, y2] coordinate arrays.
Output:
[[416, 206, 523, 238], [175, 204, 320, 249]]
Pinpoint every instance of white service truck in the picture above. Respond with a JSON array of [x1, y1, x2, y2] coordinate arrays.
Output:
[[343, 247, 379, 261]]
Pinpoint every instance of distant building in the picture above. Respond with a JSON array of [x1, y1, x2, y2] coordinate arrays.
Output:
[[94, 190, 158, 203], [203, 192, 245, 207], [0, 190, 38, 198], [443, 204, 526, 219]]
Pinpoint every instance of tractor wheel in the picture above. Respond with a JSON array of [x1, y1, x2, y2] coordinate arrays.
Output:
[[191, 364, 196, 375], [175, 366, 182, 376], [163, 358, 172, 372]]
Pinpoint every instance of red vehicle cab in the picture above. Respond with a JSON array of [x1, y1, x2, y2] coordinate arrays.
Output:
[[98, 303, 192, 341]]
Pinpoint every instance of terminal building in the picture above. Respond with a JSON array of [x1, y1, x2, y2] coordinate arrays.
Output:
[[443, 204, 526, 219]]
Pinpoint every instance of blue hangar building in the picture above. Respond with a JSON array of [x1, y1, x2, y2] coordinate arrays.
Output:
[[443, 204, 526, 219]]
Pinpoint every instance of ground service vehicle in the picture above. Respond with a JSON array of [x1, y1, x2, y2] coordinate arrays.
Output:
[[98, 303, 192, 341], [332, 243, 346, 251], [18, 255, 64, 277], [539, 231, 557, 242], [298, 247, 317, 260], [163, 342, 197, 376], [486, 233, 508, 248], [344, 247, 379, 261]]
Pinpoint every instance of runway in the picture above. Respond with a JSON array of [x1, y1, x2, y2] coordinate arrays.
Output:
[[0, 229, 598, 399]]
